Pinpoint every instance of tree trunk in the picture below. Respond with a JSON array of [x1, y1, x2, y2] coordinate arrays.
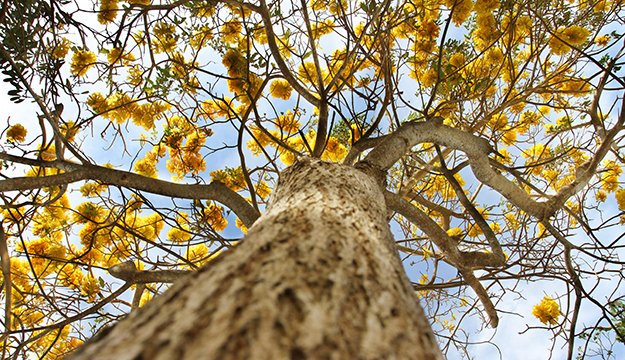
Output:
[[65, 158, 443, 360]]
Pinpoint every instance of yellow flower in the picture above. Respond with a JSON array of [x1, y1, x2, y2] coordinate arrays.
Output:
[[81, 273, 101, 302], [269, 79, 293, 100], [73, 202, 104, 224], [311, 19, 335, 39], [127, 66, 144, 86], [51, 37, 71, 59], [322, 137, 347, 163], [221, 20, 242, 44], [185, 244, 210, 266], [256, 181, 271, 198], [421, 68, 438, 88], [152, 22, 177, 53], [501, 127, 517, 146], [595, 34, 611, 47], [190, 26, 212, 50], [202, 204, 228, 232], [253, 27, 268, 44], [222, 49, 246, 78], [134, 158, 158, 178], [235, 217, 248, 234], [98, 0, 118, 25], [107, 47, 135, 65], [7, 123, 27, 142], [87, 92, 111, 115], [532, 297, 561, 325], [70, 50, 97, 77], [548, 26, 590, 55], [601, 160, 622, 193], [298, 62, 321, 84], [350, 124, 361, 145], [275, 111, 300, 133]]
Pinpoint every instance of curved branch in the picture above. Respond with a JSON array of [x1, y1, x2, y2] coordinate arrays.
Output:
[[0, 157, 260, 228], [384, 190, 503, 269], [458, 268, 499, 328], [365, 118, 547, 219], [257, 0, 320, 106]]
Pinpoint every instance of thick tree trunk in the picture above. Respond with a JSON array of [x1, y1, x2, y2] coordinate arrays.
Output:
[[66, 158, 443, 360]]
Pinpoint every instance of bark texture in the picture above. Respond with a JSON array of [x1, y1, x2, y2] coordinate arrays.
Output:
[[65, 158, 442, 360]]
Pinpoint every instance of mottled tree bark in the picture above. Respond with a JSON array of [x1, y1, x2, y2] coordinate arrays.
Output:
[[66, 158, 442, 360]]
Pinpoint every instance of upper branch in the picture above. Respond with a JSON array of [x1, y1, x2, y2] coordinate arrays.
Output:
[[363, 118, 547, 219]]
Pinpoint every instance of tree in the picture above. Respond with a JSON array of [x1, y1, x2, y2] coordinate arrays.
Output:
[[1, 0, 624, 359]]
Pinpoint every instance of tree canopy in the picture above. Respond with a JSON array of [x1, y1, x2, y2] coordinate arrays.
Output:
[[1, 0, 625, 358]]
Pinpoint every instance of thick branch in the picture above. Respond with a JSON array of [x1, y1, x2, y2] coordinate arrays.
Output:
[[109, 261, 190, 284], [365, 118, 547, 218], [384, 191, 500, 327], [0, 157, 260, 228]]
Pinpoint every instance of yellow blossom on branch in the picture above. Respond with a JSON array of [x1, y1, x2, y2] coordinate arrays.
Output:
[[98, 0, 118, 25], [269, 79, 293, 100], [201, 203, 228, 232], [107, 47, 135, 65], [134, 158, 159, 178], [548, 26, 590, 55], [51, 37, 71, 59], [70, 50, 97, 77], [81, 273, 101, 302], [7, 123, 27, 142], [221, 20, 242, 44], [532, 296, 561, 325]]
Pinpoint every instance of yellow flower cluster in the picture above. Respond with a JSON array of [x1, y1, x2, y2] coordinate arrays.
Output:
[[298, 62, 327, 85], [269, 79, 293, 100], [152, 22, 177, 53], [51, 37, 71, 59], [323, 137, 347, 163], [310, 0, 347, 15], [548, 26, 590, 55], [311, 19, 335, 39], [166, 127, 208, 181], [595, 34, 611, 47], [98, 0, 118, 25], [87, 92, 170, 130], [107, 47, 135, 65], [73, 202, 104, 224], [202, 204, 228, 232], [532, 296, 561, 325], [210, 167, 247, 191], [235, 217, 248, 234], [167, 213, 192, 243], [81, 273, 101, 302], [601, 160, 622, 193], [190, 26, 213, 50], [221, 20, 242, 44], [134, 158, 159, 178], [6, 123, 27, 142], [472, 0, 500, 51], [443, 0, 474, 26], [70, 50, 97, 77], [522, 143, 551, 176], [274, 111, 300, 134], [350, 124, 361, 145], [182, 244, 220, 268]]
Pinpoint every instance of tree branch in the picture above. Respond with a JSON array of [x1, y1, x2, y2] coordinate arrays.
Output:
[[0, 157, 260, 228], [108, 261, 190, 284], [365, 118, 547, 219]]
